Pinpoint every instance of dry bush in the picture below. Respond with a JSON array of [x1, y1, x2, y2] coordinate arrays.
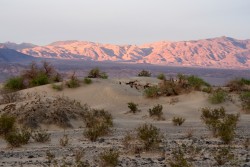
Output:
[[60, 134, 69, 147], [87, 67, 108, 79], [0, 90, 23, 105], [168, 148, 193, 167], [185, 129, 195, 139], [0, 114, 16, 137], [148, 104, 164, 120], [240, 91, 250, 113], [172, 117, 185, 126], [127, 102, 140, 113], [66, 72, 80, 88], [99, 149, 119, 167], [5, 128, 31, 147], [32, 129, 51, 143], [1, 95, 88, 129], [214, 147, 234, 165], [169, 97, 179, 105], [138, 70, 151, 77], [227, 78, 250, 92]]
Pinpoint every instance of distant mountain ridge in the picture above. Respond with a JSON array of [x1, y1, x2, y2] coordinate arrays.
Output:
[[3, 37, 250, 68]]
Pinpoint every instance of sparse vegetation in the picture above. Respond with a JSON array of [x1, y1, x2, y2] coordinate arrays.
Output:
[[208, 88, 229, 104], [0, 90, 22, 105], [99, 149, 119, 167], [186, 75, 210, 91], [240, 91, 250, 113], [148, 104, 164, 120], [201, 107, 239, 144], [59, 134, 69, 147], [214, 147, 234, 165], [4, 77, 25, 91], [127, 102, 139, 113], [168, 148, 192, 167], [83, 77, 92, 84], [87, 67, 108, 79], [157, 73, 166, 80], [137, 123, 162, 150], [52, 83, 64, 91], [138, 70, 151, 77], [227, 78, 250, 92], [32, 129, 51, 143], [0, 114, 16, 137], [66, 72, 80, 88], [172, 117, 185, 126], [144, 86, 159, 98], [5, 129, 31, 147]]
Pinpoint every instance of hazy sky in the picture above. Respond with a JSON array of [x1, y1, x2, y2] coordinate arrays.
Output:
[[1, 0, 250, 45]]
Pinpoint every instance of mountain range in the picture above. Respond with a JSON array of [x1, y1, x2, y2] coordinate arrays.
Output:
[[1, 36, 250, 68]]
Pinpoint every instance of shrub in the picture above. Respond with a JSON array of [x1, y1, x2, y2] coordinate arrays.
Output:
[[208, 89, 228, 104], [83, 78, 92, 84], [157, 73, 166, 80], [52, 83, 63, 91], [227, 78, 250, 92], [88, 68, 108, 79], [5, 129, 31, 147], [201, 107, 239, 144], [172, 117, 185, 126], [148, 104, 164, 120], [60, 134, 69, 147], [214, 147, 234, 165], [99, 149, 119, 167], [144, 86, 159, 98], [186, 75, 210, 90], [30, 73, 49, 86], [127, 102, 139, 113], [4, 77, 25, 91], [240, 91, 250, 113], [137, 124, 162, 150], [84, 123, 110, 142], [202, 87, 212, 93], [138, 70, 151, 77], [66, 72, 80, 88], [32, 129, 51, 143], [0, 90, 22, 105], [168, 148, 192, 167], [0, 114, 16, 137]]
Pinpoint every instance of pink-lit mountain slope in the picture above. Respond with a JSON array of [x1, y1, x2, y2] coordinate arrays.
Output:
[[19, 37, 250, 68]]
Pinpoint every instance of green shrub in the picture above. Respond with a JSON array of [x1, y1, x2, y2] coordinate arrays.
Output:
[[66, 73, 80, 88], [52, 83, 63, 91], [32, 129, 51, 143], [99, 149, 119, 167], [187, 75, 210, 90], [138, 70, 151, 77], [144, 86, 159, 98], [127, 102, 139, 113], [202, 87, 212, 93], [0, 114, 16, 137], [148, 104, 164, 120], [157, 73, 166, 80], [240, 91, 250, 112], [5, 129, 31, 147], [214, 147, 234, 165], [88, 68, 108, 79], [168, 148, 192, 167], [227, 78, 250, 92], [137, 123, 162, 150], [201, 107, 239, 143], [4, 77, 25, 91], [83, 78, 92, 84], [30, 73, 49, 86], [208, 89, 228, 104], [172, 117, 185, 126]]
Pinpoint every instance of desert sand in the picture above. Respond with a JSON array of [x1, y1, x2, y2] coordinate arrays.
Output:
[[0, 77, 250, 167]]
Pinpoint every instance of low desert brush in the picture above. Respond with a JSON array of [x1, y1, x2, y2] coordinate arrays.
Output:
[[172, 117, 185, 126], [148, 104, 164, 120], [5, 128, 31, 147], [127, 102, 139, 113], [52, 83, 63, 91], [138, 70, 151, 77], [157, 73, 166, 80], [168, 148, 192, 167], [83, 77, 92, 84], [32, 129, 51, 143], [60, 134, 69, 147], [144, 86, 159, 98], [208, 88, 229, 104], [214, 147, 234, 165], [99, 149, 119, 167], [240, 91, 250, 113], [0, 114, 16, 137]]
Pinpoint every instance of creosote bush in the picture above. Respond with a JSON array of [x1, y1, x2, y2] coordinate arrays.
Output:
[[99, 149, 119, 167], [138, 70, 151, 77], [87, 67, 108, 79], [66, 72, 80, 88], [32, 129, 51, 143], [208, 88, 229, 104], [127, 102, 139, 113], [157, 73, 166, 80], [83, 77, 92, 84], [168, 148, 192, 167], [5, 129, 31, 147], [201, 107, 239, 144], [144, 86, 159, 98], [172, 117, 185, 126], [186, 75, 210, 91], [214, 147, 234, 165], [137, 123, 162, 150], [4, 77, 25, 91], [148, 104, 164, 120], [0, 114, 16, 137]]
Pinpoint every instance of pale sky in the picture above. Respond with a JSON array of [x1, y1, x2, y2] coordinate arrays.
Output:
[[1, 0, 250, 45]]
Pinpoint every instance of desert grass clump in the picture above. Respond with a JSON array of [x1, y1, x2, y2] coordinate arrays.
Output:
[[52, 83, 63, 91], [208, 88, 229, 104], [186, 75, 210, 91], [201, 107, 239, 144], [157, 73, 166, 80], [148, 104, 164, 120], [137, 123, 162, 151], [4, 77, 25, 91], [138, 70, 151, 77], [214, 147, 234, 165], [83, 77, 92, 84], [30, 73, 49, 87], [32, 129, 51, 143], [0, 114, 16, 137], [59, 134, 69, 147], [87, 67, 108, 79], [168, 148, 192, 167], [66, 72, 80, 88], [99, 149, 119, 167], [144, 86, 160, 98], [5, 129, 31, 147], [240, 91, 250, 113], [172, 117, 185, 126], [127, 102, 139, 113]]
